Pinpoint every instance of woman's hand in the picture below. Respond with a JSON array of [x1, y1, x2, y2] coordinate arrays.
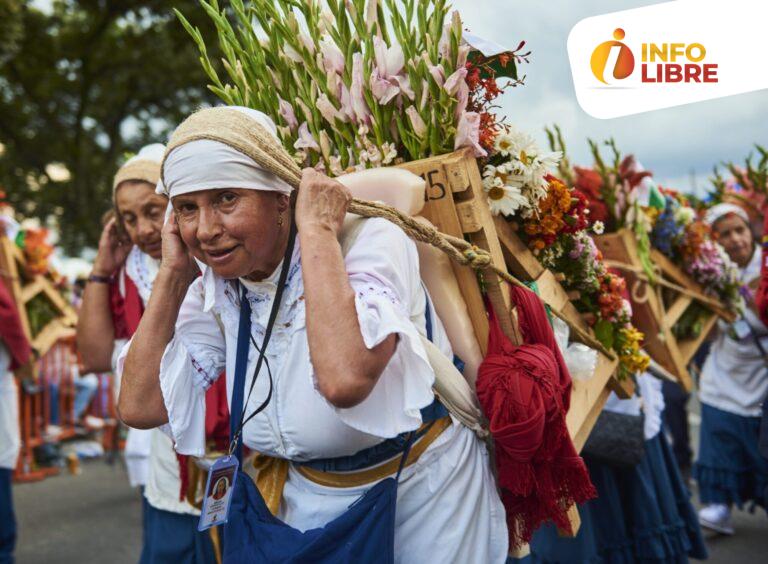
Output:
[[160, 213, 198, 281], [92, 218, 131, 276], [295, 168, 351, 237]]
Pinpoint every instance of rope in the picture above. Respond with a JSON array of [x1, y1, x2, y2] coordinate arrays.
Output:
[[602, 259, 725, 311], [162, 107, 615, 360]]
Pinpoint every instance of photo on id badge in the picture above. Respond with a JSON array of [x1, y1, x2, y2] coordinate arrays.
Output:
[[199, 457, 239, 531]]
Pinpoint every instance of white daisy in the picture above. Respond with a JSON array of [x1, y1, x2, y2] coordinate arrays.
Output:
[[485, 183, 529, 217]]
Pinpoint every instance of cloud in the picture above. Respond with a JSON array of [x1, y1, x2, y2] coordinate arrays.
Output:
[[451, 0, 768, 193]]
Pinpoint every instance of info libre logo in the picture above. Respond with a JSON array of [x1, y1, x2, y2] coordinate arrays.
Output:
[[590, 28, 719, 86]]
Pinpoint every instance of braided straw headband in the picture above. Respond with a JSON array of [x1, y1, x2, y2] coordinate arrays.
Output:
[[113, 160, 161, 194], [160, 107, 612, 358]]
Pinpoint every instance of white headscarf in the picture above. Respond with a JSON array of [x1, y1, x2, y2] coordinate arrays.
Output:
[[113, 143, 166, 194], [161, 107, 293, 198], [704, 202, 749, 227]]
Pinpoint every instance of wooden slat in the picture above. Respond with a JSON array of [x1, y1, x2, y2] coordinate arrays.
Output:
[[594, 229, 694, 391], [20, 277, 45, 304], [651, 250, 735, 322], [494, 217, 546, 280], [664, 295, 694, 329], [567, 353, 618, 451]]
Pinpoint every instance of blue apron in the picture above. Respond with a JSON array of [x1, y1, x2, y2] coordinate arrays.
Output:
[[223, 282, 415, 563]]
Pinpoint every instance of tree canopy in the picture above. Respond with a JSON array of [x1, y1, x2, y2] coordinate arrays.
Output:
[[0, 0, 219, 252]]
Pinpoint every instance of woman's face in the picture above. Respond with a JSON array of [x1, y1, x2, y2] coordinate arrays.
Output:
[[172, 188, 289, 280], [713, 213, 754, 268], [115, 181, 167, 259]]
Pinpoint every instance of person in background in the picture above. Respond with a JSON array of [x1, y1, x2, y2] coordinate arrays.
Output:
[[0, 278, 33, 564], [695, 203, 768, 535], [77, 144, 219, 563]]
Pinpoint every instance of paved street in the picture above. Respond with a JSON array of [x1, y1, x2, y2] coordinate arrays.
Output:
[[12, 455, 767, 563], [14, 460, 142, 564]]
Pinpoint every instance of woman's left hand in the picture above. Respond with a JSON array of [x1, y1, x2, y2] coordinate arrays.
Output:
[[295, 168, 351, 237]]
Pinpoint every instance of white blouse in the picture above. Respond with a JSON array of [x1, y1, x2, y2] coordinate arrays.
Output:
[[117, 218, 508, 562], [700, 247, 768, 417], [141, 218, 448, 459]]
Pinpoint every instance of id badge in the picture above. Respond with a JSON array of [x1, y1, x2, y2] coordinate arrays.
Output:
[[732, 319, 752, 340], [198, 455, 239, 531]]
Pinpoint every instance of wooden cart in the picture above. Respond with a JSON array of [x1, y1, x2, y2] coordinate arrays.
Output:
[[397, 149, 631, 451], [595, 229, 736, 392], [0, 232, 78, 357]]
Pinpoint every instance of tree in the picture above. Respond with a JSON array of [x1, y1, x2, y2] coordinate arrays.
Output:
[[0, 0, 220, 252]]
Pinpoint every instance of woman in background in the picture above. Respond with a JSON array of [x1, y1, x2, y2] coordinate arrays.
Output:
[[695, 203, 768, 534], [77, 145, 219, 564]]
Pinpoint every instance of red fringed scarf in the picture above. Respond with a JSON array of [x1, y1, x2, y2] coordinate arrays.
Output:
[[477, 285, 596, 548], [0, 278, 32, 370]]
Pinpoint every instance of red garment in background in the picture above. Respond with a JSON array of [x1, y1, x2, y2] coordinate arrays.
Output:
[[757, 212, 768, 327], [108, 266, 230, 501], [476, 285, 596, 548], [109, 269, 144, 339], [0, 278, 33, 370]]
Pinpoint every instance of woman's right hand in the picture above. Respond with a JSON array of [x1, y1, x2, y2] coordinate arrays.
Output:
[[159, 213, 198, 282], [92, 218, 131, 276]]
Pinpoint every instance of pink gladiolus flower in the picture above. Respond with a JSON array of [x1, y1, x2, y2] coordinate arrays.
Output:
[[373, 36, 404, 78], [456, 45, 471, 69], [320, 39, 345, 75], [366, 0, 379, 31], [428, 63, 445, 87], [405, 106, 427, 138], [392, 75, 414, 100], [438, 24, 451, 60], [279, 98, 299, 131], [443, 67, 468, 96], [370, 74, 400, 104], [317, 94, 344, 124], [294, 122, 320, 152], [454, 111, 487, 157], [339, 84, 355, 122], [351, 54, 371, 125], [455, 80, 469, 120]]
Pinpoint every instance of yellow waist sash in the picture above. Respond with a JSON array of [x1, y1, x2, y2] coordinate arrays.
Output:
[[251, 416, 452, 515]]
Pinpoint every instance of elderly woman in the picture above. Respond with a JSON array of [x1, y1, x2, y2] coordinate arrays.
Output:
[[77, 145, 218, 564], [118, 107, 506, 563], [695, 203, 768, 534]]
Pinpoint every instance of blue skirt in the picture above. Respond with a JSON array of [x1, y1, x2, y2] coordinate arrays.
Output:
[[0, 468, 16, 564], [511, 431, 707, 563], [694, 403, 768, 510], [140, 503, 218, 564]]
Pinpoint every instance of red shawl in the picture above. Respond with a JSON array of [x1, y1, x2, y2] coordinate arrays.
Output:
[[476, 285, 596, 548], [0, 278, 32, 370]]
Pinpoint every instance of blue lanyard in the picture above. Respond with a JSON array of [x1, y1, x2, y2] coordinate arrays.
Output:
[[229, 221, 297, 463]]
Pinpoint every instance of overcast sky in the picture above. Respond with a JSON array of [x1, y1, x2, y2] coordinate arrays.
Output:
[[451, 0, 767, 196]]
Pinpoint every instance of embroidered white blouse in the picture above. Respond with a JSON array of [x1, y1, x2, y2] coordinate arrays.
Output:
[[118, 218, 508, 562]]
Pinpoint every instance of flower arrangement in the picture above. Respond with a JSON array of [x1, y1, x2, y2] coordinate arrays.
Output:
[[648, 192, 743, 315], [179, 0, 526, 174], [525, 200, 649, 379], [480, 128, 562, 219], [555, 135, 745, 321], [16, 225, 54, 276]]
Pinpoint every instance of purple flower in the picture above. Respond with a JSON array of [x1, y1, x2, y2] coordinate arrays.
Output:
[[278, 98, 298, 132], [454, 111, 487, 157], [294, 122, 320, 152]]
